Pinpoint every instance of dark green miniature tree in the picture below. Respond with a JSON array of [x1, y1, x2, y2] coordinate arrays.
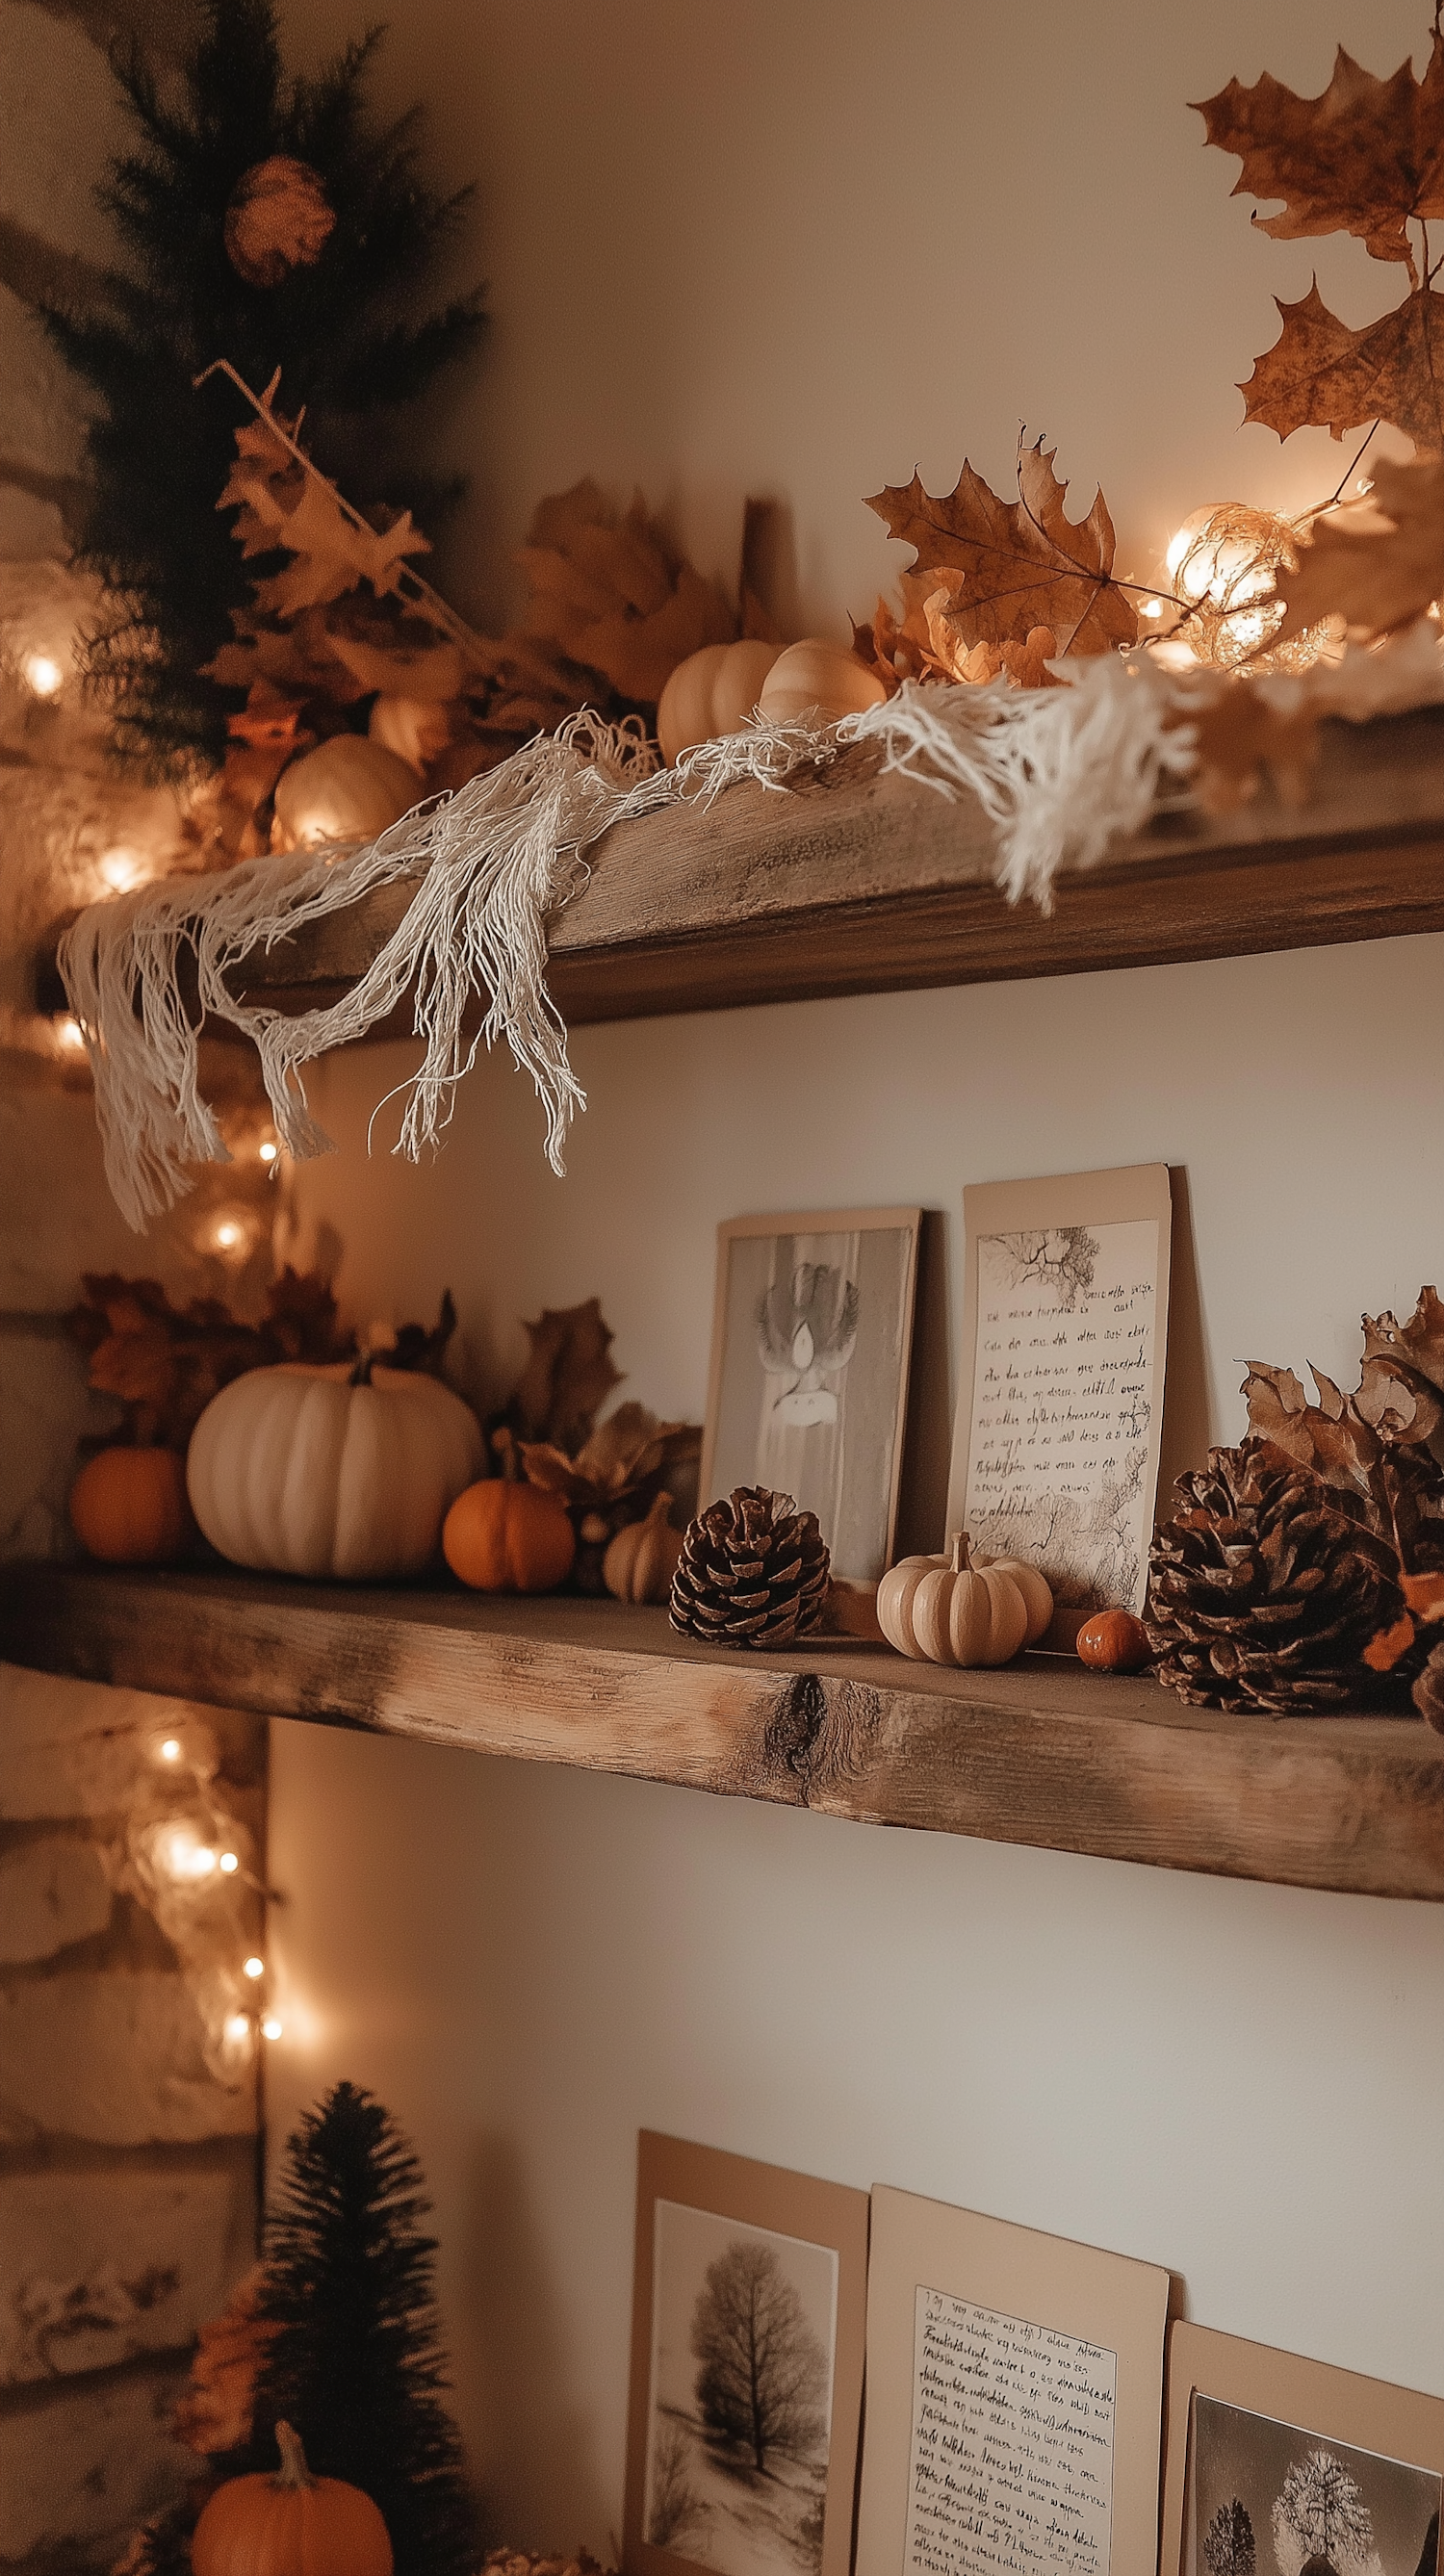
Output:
[[43, 0, 484, 770]]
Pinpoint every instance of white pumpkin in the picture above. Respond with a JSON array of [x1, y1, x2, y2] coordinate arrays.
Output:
[[656, 639, 785, 765], [876, 1531, 1052, 1667], [756, 637, 889, 728], [271, 736, 419, 852], [187, 1359, 484, 1580]]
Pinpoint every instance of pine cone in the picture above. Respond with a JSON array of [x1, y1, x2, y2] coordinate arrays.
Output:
[[1413, 1641, 1444, 1732], [670, 1487, 830, 1647], [1147, 1438, 1405, 1713]]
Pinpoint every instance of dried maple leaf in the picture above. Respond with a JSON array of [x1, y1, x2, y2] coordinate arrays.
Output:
[[1181, 683, 1321, 812], [1242, 1323, 1444, 1574], [1272, 456, 1444, 645], [219, 411, 431, 616], [1239, 280, 1444, 454], [866, 441, 1137, 657], [1199, 39, 1444, 451], [517, 479, 735, 706], [170, 2265, 275, 2455], [500, 1297, 624, 1453], [519, 1400, 701, 1508], [1362, 1283, 1444, 1391], [1194, 44, 1444, 272]]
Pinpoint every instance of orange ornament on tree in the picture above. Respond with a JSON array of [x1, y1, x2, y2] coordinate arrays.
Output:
[[224, 158, 336, 288], [192, 2421, 392, 2576], [443, 1476, 576, 1593], [68, 1447, 193, 1564]]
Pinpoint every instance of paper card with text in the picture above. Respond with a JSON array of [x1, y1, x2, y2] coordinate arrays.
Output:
[[945, 1166, 1173, 1628], [856, 2189, 1172, 2576]]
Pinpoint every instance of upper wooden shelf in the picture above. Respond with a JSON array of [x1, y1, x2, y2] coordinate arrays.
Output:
[[219, 705, 1444, 1028], [4, 1560, 1441, 1901]]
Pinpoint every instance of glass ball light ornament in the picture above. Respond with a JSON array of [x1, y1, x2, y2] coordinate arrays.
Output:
[[1165, 503, 1334, 674]]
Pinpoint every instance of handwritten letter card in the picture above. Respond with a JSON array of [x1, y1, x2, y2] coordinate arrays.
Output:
[[904, 2289, 1117, 2576]]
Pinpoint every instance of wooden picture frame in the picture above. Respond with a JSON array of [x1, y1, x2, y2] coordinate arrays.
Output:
[[855, 2184, 1172, 2576], [623, 2131, 869, 2576], [944, 1162, 1173, 1632], [1161, 2321, 1444, 2576], [700, 1207, 922, 1582]]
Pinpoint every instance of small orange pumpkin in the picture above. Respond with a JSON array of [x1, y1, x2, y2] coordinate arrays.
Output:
[[1076, 1609, 1152, 1672], [443, 1476, 576, 1593], [69, 1447, 193, 1564], [192, 2421, 393, 2576]]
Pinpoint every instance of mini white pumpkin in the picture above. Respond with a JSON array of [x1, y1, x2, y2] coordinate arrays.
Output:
[[876, 1532, 1052, 1666], [656, 639, 784, 765], [756, 637, 889, 728], [187, 1357, 484, 1580], [271, 736, 419, 852]]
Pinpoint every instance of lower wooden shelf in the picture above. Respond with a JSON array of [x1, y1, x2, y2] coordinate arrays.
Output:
[[3, 1561, 1441, 1900]]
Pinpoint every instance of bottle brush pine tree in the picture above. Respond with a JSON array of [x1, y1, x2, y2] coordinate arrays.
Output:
[[42, 0, 484, 772]]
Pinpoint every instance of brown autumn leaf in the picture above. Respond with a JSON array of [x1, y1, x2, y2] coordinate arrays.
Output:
[[1362, 1284, 1444, 1392], [520, 1400, 701, 1508], [501, 1296, 624, 1454], [170, 2265, 274, 2455], [1193, 43, 1444, 271], [1239, 280, 1444, 454], [517, 479, 735, 706], [866, 441, 1137, 657], [1182, 684, 1321, 813], [218, 407, 430, 616], [1272, 456, 1444, 646]]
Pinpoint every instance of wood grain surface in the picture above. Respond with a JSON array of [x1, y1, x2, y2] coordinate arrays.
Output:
[[200, 705, 1444, 1028], [4, 1562, 1441, 1899]]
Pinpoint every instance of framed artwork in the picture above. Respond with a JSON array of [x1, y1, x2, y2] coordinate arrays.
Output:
[[701, 1208, 922, 1582], [1162, 2321, 1443, 2576], [944, 1163, 1173, 1631], [855, 2183, 1172, 2576], [623, 2131, 869, 2576]]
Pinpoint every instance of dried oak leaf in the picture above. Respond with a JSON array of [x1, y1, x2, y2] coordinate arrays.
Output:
[[170, 2265, 275, 2455], [865, 441, 1137, 657], [1239, 279, 1444, 455], [1362, 1283, 1444, 1391], [517, 478, 735, 706], [1181, 683, 1321, 813], [1273, 456, 1444, 646], [520, 1400, 701, 1510], [1242, 1347, 1444, 1572], [502, 1297, 624, 1453], [1193, 43, 1444, 270]]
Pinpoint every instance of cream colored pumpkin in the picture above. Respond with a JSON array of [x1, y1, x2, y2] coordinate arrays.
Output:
[[657, 639, 785, 765], [187, 1357, 483, 1580], [757, 637, 889, 728], [877, 1531, 1052, 1666], [974, 1548, 1054, 1646], [604, 1491, 683, 1604], [271, 736, 419, 852]]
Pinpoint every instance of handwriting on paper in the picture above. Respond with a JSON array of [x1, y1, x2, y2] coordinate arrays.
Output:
[[903, 2289, 1118, 2576], [964, 1218, 1159, 1612]]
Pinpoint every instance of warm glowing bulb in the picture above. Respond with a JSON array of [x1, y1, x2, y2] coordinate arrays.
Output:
[[99, 847, 147, 894], [1165, 527, 1192, 580], [258, 1140, 279, 1164], [1141, 599, 1163, 619], [213, 1219, 245, 1250], [161, 1829, 217, 1880], [159, 1738, 182, 1763], [57, 1017, 87, 1052], [219, 1850, 239, 1873], [244, 1955, 265, 1979], [23, 652, 62, 697], [224, 2013, 251, 2044], [261, 2016, 283, 2041]]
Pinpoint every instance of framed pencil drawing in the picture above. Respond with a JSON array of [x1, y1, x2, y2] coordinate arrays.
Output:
[[945, 1163, 1173, 1633], [701, 1207, 922, 1582], [1161, 2322, 1443, 2576], [855, 2183, 1172, 2576], [623, 2132, 869, 2576]]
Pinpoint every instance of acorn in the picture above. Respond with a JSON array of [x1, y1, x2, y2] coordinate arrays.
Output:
[[1076, 1609, 1151, 1672]]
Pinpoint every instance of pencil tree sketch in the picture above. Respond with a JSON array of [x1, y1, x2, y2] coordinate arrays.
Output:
[[1274, 2451, 1374, 2573], [691, 2239, 829, 2475], [993, 1225, 1098, 1312], [647, 2414, 711, 2551], [1202, 2498, 1256, 2576]]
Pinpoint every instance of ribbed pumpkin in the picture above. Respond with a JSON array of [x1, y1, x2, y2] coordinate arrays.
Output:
[[756, 637, 889, 728], [603, 1491, 683, 1604], [877, 1532, 1052, 1666], [192, 2421, 393, 2576], [443, 1476, 576, 1593], [271, 736, 418, 851], [656, 639, 784, 764], [187, 1357, 483, 1580], [69, 1446, 193, 1564]]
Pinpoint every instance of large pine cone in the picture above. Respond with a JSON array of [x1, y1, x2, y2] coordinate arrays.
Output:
[[1147, 1439, 1405, 1713], [670, 1486, 830, 1647]]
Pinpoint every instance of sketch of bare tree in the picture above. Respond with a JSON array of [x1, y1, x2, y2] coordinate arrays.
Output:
[[991, 1227, 1099, 1311], [1273, 2450, 1374, 2573], [647, 2413, 711, 2550], [691, 2238, 829, 2474], [1203, 2499, 1256, 2576]]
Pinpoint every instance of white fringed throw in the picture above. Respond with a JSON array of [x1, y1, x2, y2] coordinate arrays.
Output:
[[60, 656, 1256, 1227]]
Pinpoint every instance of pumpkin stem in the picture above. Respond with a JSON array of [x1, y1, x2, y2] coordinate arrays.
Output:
[[272, 2422, 315, 2490], [348, 1349, 377, 1388], [648, 1491, 674, 1527], [494, 1426, 521, 1482], [948, 1531, 972, 1574]]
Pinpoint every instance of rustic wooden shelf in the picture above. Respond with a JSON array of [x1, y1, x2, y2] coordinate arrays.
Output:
[[201, 705, 1444, 1029], [4, 1561, 1441, 1900]]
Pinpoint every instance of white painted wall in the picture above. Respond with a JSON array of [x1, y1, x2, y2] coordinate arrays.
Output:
[[265, 0, 1444, 2550]]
